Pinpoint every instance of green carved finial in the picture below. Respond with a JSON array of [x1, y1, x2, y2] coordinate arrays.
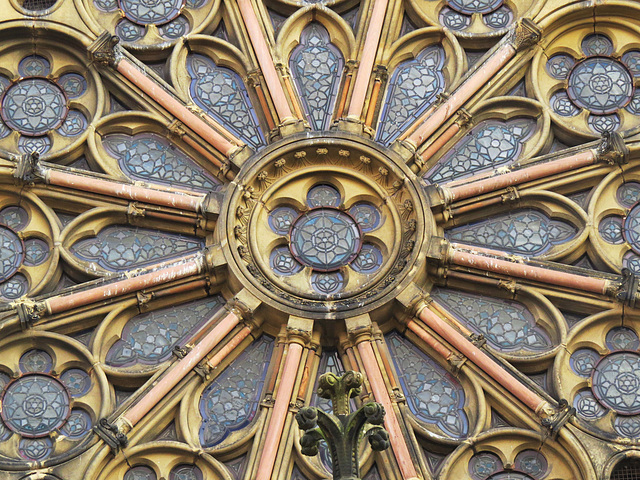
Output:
[[296, 371, 390, 480]]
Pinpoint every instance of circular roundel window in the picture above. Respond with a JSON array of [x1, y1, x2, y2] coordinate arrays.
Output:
[[221, 134, 432, 320]]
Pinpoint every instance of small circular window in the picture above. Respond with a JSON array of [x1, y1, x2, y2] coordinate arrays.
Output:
[[611, 458, 640, 480], [20, 0, 57, 12]]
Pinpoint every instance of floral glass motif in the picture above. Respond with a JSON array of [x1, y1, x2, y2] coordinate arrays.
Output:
[[290, 23, 344, 131], [2, 375, 70, 437], [386, 332, 468, 438], [439, 0, 513, 32], [0, 205, 50, 299], [187, 54, 265, 149], [170, 465, 203, 480], [468, 450, 547, 480], [446, 209, 577, 256], [124, 466, 157, 480], [118, 0, 184, 25], [267, 184, 384, 295], [199, 335, 274, 447], [0, 55, 88, 153], [377, 46, 446, 145], [425, 119, 535, 184], [2, 79, 68, 136], [431, 288, 552, 353], [546, 33, 640, 133], [597, 182, 640, 273], [0, 348, 94, 461], [70, 226, 204, 271], [102, 132, 220, 193], [569, 326, 640, 436], [106, 296, 224, 367]]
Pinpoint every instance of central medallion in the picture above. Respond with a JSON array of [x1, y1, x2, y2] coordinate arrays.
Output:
[[221, 134, 433, 320], [289, 208, 362, 271]]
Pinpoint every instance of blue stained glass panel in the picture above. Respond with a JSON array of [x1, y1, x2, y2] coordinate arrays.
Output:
[[431, 288, 552, 352], [70, 225, 204, 271], [617, 182, 640, 208], [425, 119, 535, 184], [386, 332, 468, 438], [446, 209, 577, 255], [199, 335, 274, 447], [103, 132, 220, 193], [290, 23, 344, 131], [107, 296, 224, 367], [187, 54, 265, 149], [377, 46, 446, 145]]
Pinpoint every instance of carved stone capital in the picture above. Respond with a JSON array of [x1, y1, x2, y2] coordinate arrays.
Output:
[[508, 19, 542, 51], [16, 300, 47, 329], [14, 152, 44, 184], [596, 131, 628, 165], [89, 32, 122, 68]]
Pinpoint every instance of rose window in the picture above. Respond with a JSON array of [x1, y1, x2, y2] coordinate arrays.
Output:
[[543, 33, 640, 134], [0, 348, 94, 462], [565, 325, 640, 438], [596, 182, 640, 273], [268, 184, 383, 295], [0, 54, 90, 156]]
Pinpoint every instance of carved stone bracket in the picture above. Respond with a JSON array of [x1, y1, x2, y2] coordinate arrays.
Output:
[[16, 300, 47, 329], [596, 131, 629, 165], [614, 268, 640, 308], [14, 152, 44, 184], [541, 399, 574, 439], [89, 32, 122, 68], [508, 19, 542, 51], [94, 418, 129, 453]]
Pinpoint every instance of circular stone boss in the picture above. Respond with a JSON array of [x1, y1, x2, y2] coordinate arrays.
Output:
[[1, 374, 71, 437], [2, 79, 68, 136]]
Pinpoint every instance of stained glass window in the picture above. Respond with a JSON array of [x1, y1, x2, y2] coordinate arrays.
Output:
[[199, 335, 274, 447], [431, 288, 552, 353], [386, 332, 468, 438], [290, 23, 343, 131], [187, 54, 265, 148], [106, 296, 224, 367], [425, 119, 534, 184], [377, 46, 446, 145], [446, 209, 577, 255], [70, 226, 204, 271], [102, 132, 220, 192], [2, 79, 68, 136]]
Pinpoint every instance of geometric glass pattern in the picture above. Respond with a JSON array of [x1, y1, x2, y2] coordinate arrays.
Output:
[[592, 352, 640, 415], [102, 132, 221, 193], [106, 296, 224, 367], [425, 119, 535, 184], [310, 271, 345, 295], [70, 226, 204, 271], [61, 409, 92, 439], [377, 46, 446, 145], [582, 34, 614, 56], [386, 332, 468, 438], [1, 375, 71, 437], [606, 327, 640, 351], [269, 246, 303, 276], [468, 450, 548, 480], [624, 204, 640, 254], [268, 207, 298, 235], [431, 288, 552, 353], [290, 23, 344, 131], [19, 349, 53, 374], [18, 55, 50, 78], [169, 465, 203, 480], [24, 239, 49, 266], [446, 210, 577, 255], [573, 389, 607, 420], [60, 369, 92, 397], [124, 466, 157, 480], [567, 57, 633, 115], [2, 79, 68, 136], [289, 209, 362, 271], [118, 0, 184, 25], [199, 335, 273, 447], [448, 0, 502, 14], [0, 226, 24, 282], [187, 54, 265, 149], [307, 184, 341, 208], [19, 436, 54, 461]]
